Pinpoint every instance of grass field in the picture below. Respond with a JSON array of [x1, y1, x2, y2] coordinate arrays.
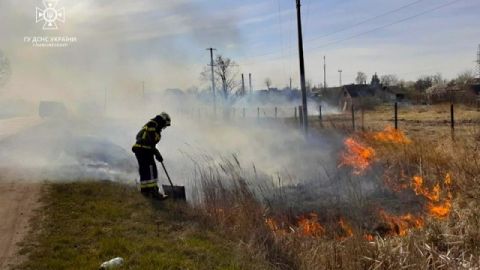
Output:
[[15, 181, 270, 270], [314, 103, 480, 139], [14, 104, 480, 269]]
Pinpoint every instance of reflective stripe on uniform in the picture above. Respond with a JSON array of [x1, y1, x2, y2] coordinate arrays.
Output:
[[140, 182, 158, 188], [143, 126, 157, 131], [142, 179, 157, 184], [140, 126, 157, 140], [148, 120, 158, 127], [140, 179, 158, 188], [132, 144, 152, 149]]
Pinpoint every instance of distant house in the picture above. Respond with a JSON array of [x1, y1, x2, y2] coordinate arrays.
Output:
[[471, 82, 480, 105], [472, 84, 480, 95], [313, 73, 408, 110], [311, 86, 341, 105], [471, 78, 480, 96], [338, 73, 407, 110], [370, 73, 407, 102], [339, 84, 378, 111], [424, 81, 480, 104]]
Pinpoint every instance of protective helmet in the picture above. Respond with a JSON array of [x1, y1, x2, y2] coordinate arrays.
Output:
[[158, 112, 171, 126]]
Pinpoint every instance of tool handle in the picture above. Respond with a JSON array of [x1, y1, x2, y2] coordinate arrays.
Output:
[[160, 161, 175, 188]]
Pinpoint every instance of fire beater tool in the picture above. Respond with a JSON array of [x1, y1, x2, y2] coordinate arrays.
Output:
[[160, 161, 186, 201]]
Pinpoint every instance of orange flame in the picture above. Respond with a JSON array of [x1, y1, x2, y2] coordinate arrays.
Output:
[[265, 218, 279, 232], [372, 126, 411, 144], [412, 176, 441, 201], [411, 173, 452, 219], [265, 218, 287, 236], [428, 200, 452, 218], [339, 138, 375, 175], [338, 218, 354, 239], [297, 213, 325, 237], [444, 173, 452, 186], [379, 210, 424, 236], [265, 213, 325, 237]]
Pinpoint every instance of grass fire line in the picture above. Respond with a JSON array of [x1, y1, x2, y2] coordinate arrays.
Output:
[[263, 126, 454, 242]]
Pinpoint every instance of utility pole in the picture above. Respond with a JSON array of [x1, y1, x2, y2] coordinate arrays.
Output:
[[296, 0, 308, 134], [249, 73, 253, 94], [323, 56, 327, 90], [477, 44, 480, 78], [241, 73, 246, 96], [289, 77, 292, 90], [207, 48, 217, 116], [338, 70, 343, 86]]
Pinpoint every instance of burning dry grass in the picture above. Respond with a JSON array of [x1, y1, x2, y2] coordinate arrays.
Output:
[[192, 125, 480, 269], [338, 138, 375, 175]]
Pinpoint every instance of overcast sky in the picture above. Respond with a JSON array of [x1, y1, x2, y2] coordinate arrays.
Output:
[[0, 0, 479, 98]]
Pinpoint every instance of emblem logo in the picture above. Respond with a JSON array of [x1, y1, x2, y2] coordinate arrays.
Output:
[[36, 0, 65, 30]]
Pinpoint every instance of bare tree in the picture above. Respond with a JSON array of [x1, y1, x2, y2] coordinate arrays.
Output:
[[431, 72, 445, 85], [201, 55, 239, 99], [380, 74, 399, 86], [415, 76, 432, 92], [455, 70, 475, 90], [0, 50, 11, 88], [264, 78, 272, 90], [414, 73, 446, 92], [355, 72, 367, 85]]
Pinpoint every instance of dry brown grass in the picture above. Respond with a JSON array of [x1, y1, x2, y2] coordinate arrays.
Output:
[[192, 125, 480, 269], [317, 104, 480, 140]]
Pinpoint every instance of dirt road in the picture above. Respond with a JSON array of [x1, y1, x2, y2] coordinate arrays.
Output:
[[0, 117, 42, 139], [0, 181, 42, 269], [0, 117, 44, 268]]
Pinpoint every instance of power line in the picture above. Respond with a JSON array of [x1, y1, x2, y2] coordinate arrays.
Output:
[[239, 0, 463, 65], [309, 0, 464, 51], [306, 0, 426, 43], [239, 1, 425, 63]]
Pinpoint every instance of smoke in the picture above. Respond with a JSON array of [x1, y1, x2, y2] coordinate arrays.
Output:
[[0, 0, 242, 103], [0, 1, 358, 204], [0, 50, 11, 89]]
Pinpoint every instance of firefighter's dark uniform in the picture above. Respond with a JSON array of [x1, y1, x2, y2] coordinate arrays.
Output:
[[132, 115, 168, 199]]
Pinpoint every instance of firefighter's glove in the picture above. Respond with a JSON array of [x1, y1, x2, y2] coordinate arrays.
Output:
[[155, 153, 163, 163]]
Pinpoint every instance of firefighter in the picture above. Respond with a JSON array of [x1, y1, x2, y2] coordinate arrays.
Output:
[[132, 113, 171, 200]]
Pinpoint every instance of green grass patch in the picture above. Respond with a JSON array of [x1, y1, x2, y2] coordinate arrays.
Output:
[[16, 181, 250, 270]]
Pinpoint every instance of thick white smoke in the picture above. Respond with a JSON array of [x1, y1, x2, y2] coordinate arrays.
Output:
[[0, 0, 359, 203]]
